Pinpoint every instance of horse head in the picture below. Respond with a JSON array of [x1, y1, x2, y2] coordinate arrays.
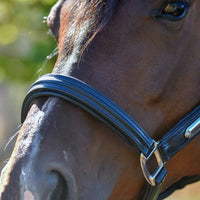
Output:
[[1, 0, 200, 199]]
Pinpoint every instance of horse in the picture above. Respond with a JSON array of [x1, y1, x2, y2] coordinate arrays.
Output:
[[0, 0, 200, 199]]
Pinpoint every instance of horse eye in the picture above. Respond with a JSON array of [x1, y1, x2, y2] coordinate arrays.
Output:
[[162, 1, 190, 20]]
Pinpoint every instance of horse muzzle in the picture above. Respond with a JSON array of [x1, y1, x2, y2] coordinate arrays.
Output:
[[20, 164, 76, 200]]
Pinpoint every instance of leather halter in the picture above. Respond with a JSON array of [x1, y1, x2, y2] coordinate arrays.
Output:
[[21, 73, 200, 200]]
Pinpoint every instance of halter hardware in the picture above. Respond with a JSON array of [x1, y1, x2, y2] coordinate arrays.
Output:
[[185, 117, 200, 139], [140, 142, 164, 186]]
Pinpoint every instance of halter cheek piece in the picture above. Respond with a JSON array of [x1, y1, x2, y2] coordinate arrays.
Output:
[[21, 74, 200, 200]]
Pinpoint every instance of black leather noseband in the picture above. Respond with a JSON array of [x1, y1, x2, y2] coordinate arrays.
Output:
[[21, 74, 200, 200]]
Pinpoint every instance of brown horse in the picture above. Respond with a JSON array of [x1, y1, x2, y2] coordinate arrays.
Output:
[[1, 0, 200, 199]]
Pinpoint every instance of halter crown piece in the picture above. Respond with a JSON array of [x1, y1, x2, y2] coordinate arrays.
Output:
[[21, 74, 200, 200]]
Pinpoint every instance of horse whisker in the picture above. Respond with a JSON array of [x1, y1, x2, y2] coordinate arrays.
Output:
[[3, 125, 22, 151], [37, 47, 59, 75]]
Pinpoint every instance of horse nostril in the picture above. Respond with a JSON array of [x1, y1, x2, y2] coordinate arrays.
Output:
[[50, 172, 67, 200], [22, 170, 68, 200]]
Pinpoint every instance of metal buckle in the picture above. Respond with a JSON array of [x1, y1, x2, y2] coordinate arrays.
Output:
[[185, 117, 200, 139], [140, 142, 164, 186]]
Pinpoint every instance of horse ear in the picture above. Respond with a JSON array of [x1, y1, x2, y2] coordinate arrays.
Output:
[[47, 0, 65, 41]]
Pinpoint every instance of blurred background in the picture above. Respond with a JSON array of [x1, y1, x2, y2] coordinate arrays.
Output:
[[0, 0, 199, 199], [0, 0, 57, 169]]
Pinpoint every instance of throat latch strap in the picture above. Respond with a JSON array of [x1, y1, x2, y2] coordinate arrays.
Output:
[[21, 74, 200, 200]]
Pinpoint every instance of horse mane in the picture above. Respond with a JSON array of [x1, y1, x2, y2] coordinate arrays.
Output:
[[60, 0, 119, 59]]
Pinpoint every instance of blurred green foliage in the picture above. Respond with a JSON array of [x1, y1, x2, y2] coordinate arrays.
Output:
[[0, 0, 58, 83]]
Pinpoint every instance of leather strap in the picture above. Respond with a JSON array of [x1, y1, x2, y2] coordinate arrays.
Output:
[[158, 175, 200, 199], [158, 105, 200, 163], [21, 74, 155, 156], [143, 168, 167, 200]]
